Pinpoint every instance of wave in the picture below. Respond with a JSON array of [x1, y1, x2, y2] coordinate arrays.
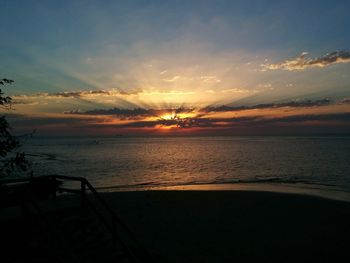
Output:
[[95, 177, 348, 193], [25, 152, 58, 161]]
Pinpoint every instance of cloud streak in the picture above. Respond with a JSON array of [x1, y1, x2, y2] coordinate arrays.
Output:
[[6, 102, 350, 135], [65, 107, 196, 119], [65, 98, 333, 117], [263, 51, 350, 71], [201, 98, 332, 113], [85, 112, 350, 130], [60, 98, 346, 129], [14, 89, 138, 99]]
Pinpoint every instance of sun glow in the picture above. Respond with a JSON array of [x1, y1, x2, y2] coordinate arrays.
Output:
[[160, 111, 198, 120], [161, 112, 177, 120]]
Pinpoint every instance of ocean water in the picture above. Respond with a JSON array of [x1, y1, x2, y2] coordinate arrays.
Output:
[[21, 136, 350, 191]]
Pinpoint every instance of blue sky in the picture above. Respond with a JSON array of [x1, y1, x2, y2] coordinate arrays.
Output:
[[1, 1, 349, 94], [1, 0, 350, 135]]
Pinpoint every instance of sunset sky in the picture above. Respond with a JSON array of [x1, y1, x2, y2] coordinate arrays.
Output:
[[1, 0, 350, 135]]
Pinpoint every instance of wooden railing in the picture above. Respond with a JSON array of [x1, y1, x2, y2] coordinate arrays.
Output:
[[0, 175, 155, 263]]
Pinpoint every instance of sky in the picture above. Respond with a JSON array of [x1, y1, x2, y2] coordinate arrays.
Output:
[[1, 0, 350, 135]]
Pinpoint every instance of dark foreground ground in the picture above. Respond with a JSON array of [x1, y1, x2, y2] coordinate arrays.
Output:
[[1, 190, 350, 263], [103, 191, 350, 263]]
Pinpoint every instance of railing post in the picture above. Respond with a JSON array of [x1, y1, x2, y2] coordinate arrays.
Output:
[[80, 179, 87, 217]]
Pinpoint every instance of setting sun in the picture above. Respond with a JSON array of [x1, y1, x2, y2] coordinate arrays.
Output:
[[160, 112, 177, 121]]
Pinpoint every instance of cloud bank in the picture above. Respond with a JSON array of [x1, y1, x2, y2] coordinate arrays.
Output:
[[263, 51, 350, 71], [202, 98, 332, 113], [58, 98, 349, 130], [14, 89, 138, 99], [65, 98, 333, 117]]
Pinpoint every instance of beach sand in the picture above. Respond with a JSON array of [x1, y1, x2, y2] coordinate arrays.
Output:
[[2, 185, 350, 262], [101, 189, 350, 263]]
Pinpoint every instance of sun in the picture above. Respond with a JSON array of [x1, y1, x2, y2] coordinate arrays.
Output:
[[160, 110, 198, 121], [161, 112, 177, 120], [157, 110, 199, 129]]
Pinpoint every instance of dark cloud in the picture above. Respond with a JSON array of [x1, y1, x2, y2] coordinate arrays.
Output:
[[42, 89, 142, 98], [61, 98, 343, 128], [177, 113, 350, 129], [81, 108, 151, 116], [7, 111, 350, 136], [63, 109, 83, 114], [268, 112, 350, 123], [65, 98, 332, 118], [65, 107, 195, 119], [51, 91, 88, 98], [201, 98, 332, 113], [44, 90, 111, 98], [263, 51, 350, 71], [84, 112, 350, 131], [13, 89, 135, 99], [8, 95, 350, 134]]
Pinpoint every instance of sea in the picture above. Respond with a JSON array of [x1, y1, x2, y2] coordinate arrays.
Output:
[[20, 136, 350, 193]]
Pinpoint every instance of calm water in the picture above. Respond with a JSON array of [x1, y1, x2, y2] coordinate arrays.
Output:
[[22, 136, 350, 191]]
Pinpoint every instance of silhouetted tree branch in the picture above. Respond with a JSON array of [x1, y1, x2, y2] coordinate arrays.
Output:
[[0, 79, 31, 177]]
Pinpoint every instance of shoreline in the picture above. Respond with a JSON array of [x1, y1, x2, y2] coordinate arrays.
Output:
[[97, 182, 350, 203]]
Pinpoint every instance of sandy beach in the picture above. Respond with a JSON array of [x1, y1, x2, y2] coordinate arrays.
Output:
[[2, 184, 350, 263], [101, 188, 350, 263]]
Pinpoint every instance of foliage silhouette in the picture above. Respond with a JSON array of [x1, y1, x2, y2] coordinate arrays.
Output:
[[0, 79, 31, 177]]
